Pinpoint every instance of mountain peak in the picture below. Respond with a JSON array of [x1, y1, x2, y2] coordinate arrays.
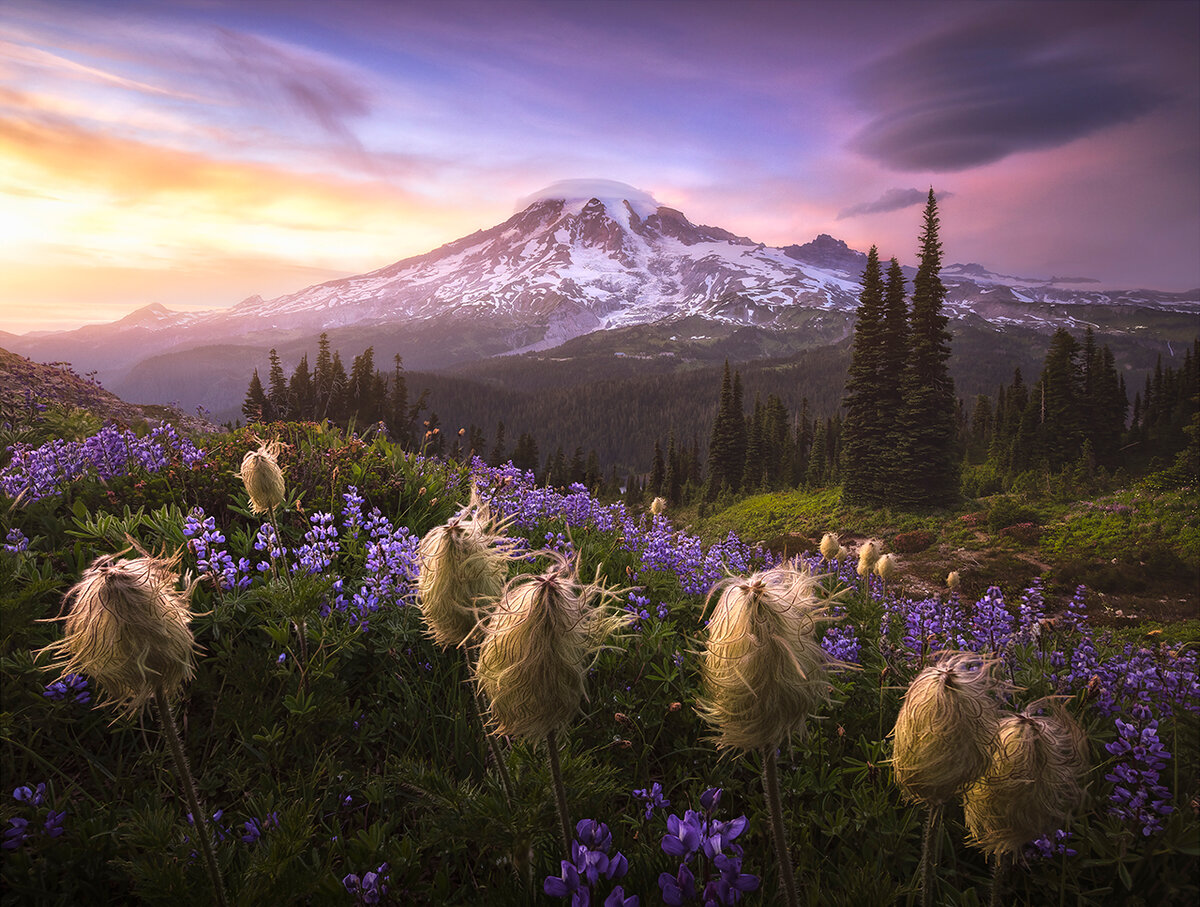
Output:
[[516, 179, 661, 218]]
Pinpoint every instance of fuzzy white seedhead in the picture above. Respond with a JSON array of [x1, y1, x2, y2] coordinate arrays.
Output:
[[963, 699, 1089, 856], [474, 552, 622, 741], [239, 440, 285, 514], [650, 497, 667, 516], [699, 565, 838, 751], [856, 539, 881, 577], [40, 552, 197, 717], [819, 532, 841, 561], [875, 553, 897, 581], [416, 504, 513, 649], [891, 652, 1009, 806]]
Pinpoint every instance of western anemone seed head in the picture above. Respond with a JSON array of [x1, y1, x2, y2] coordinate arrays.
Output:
[[650, 497, 667, 516], [947, 570, 961, 591], [40, 552, 197, 717], [875, 553, 897, 581], [856, 539, 881, 577], [963, 699, 1088, 856], [239, 440, 285, 514], [474, 552, 621, 741], [819, 532, 841, 561], [417, 504, 512, 649], [891, 652, 1008, 806], [699, 565, 837, 751]]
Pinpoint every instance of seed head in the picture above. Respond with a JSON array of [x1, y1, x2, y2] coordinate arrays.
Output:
[[947, 571, 961, 591], [650, 497, 667, 516], [819, 532, 841, 561], [40, 552, 197, 717], [239, 440, 285, 514], [891, 652, 1008, 806], [699, 565, 837, 751], [417, 503, 513, 649], [963, 699, 1089, 856], [474, 553, 621, 740], [856, 540, 881, 577], [875, 553, 897, 581]]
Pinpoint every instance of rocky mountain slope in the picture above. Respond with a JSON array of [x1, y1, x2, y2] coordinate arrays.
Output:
[[3, 180, 1195, 420]]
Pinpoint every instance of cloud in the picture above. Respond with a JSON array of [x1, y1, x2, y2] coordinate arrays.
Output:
[[848, 10, 1167, 171], [214, 28, 372, 146], [836, 187, 952, 219]]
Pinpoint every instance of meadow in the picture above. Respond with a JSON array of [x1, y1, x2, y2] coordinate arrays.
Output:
[[1, 420, 1197, 905]]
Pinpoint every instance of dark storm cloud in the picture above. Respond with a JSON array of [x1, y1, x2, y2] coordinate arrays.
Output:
[[848, 10, 1167, 171], [837, 187, 953, 219]]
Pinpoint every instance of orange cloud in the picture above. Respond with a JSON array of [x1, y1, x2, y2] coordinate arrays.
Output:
[[0, 109, 489, 331]]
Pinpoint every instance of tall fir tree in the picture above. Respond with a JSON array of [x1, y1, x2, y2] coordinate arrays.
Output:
[[706, 361, 741, 498], [897, 189, 958, 506], [288, 354, 314, 421], [266, 349, 289, 421], [242, 368, 271, 424], [841, 246, 888, 504]]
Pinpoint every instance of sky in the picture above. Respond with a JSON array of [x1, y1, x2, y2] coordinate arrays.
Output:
[[1, 0, 1197, 333]]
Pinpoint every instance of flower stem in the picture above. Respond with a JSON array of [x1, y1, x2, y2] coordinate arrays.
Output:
[[154, 685, 229, 907], [920, 803, 943, 907], [546, 728, 572, 852], [762, 747, 799, 907], [989, 852, 1010, 907], [470, 681, 513, 805]]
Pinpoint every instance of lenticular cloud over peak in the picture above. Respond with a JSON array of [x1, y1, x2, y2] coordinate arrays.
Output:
[[516, 179, 662, 216]]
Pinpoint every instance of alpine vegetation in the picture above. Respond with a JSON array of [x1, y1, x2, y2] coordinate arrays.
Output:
[[891, 652, 1009, 907], [964, 699, 1089, 903], [238, 439, 286, 515], [474, 551, 623, 848], [40, 551, 198, 718], [39, 551, 228, 906], [416, 496, 512, 649], [699, 565, 841, 906]]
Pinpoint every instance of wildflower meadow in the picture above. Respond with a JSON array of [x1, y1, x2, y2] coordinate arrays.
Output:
[[1, 420, 1197, 905]]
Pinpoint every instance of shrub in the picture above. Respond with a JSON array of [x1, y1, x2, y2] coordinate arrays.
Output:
[[891, 530, 936, 554], [987, 497, 1042, 533], [997, 522, 1042, 547]]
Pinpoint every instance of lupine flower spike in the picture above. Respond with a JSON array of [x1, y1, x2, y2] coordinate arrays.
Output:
[[699, 565, 841, 907], [891, 652, 1009, 907], [39, 551, 228, 907], [474, 551, 623, 849]]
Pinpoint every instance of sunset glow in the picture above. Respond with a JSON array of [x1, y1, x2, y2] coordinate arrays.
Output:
[[1, 0, 1197, 333]]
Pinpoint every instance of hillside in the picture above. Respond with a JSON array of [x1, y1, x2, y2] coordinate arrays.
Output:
[[0, 349, 214, 434]]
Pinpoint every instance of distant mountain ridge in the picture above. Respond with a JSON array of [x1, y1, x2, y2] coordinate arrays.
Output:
[[2, 180, 1195, 421]]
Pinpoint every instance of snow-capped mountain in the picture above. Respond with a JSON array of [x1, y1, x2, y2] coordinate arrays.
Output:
[[3, 179, 1195, 411]]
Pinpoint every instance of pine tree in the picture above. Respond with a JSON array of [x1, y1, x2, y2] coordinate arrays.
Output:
[[896, 190, 958, 506], [878, 257, 910, 489], [388, 355, 410, 444], [490, 421, 507, 466], [266, 349, 289, 422], [314, 333, 334, 419], [841, 245, 887, 504], [242, 368, 271, 424], [288, 354, 314, 421], [707, 361, 741, 498], [649, 440, 665, 496]]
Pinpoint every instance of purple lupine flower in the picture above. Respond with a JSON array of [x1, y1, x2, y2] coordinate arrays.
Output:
[[3, 528, 28, 554], [633, 782, 670, 820], [2, 817, 30, 851]]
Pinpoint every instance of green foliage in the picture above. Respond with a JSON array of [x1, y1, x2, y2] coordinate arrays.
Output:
[[1, 422, 1196, 905]]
